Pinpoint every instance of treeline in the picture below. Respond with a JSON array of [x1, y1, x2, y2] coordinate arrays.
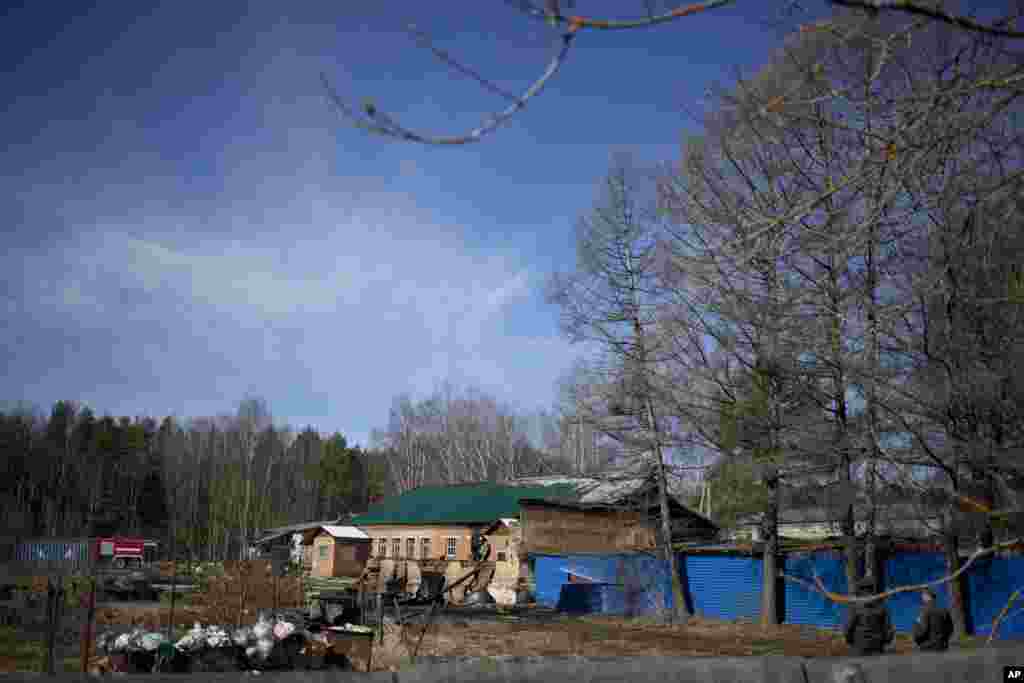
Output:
[[0, 383, 603, 560], [548, 14, 1024, 629], [368, 382, 622, 494], [0, 398, 387, 561]]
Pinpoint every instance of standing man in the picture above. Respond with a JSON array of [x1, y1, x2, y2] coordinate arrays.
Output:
[[844, 578, 896, 656], [912, 588, 954, 652]]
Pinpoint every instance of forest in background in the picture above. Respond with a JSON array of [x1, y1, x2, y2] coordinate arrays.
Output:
[[0, 382, 622, 561]]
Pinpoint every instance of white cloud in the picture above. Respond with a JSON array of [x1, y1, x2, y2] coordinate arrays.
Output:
[[8, 188, 578, 436]]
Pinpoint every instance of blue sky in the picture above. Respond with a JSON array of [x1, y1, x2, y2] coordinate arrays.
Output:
[[2, 1, 819, 447]]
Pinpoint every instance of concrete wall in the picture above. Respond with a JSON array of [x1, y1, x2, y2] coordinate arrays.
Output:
[[6, 648, 1023, 682]]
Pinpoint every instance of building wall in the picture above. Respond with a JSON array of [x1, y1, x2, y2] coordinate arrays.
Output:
[[310, 533, 370, 578], [520, 504, 654, 555], [312, 534, 335, 578], [359, 523, 522, 605], [360, 524, 479, 564]]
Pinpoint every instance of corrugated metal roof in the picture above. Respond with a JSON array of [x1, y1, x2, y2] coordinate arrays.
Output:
[[319, 525, 369, 540], [352, 482, 579, 526]]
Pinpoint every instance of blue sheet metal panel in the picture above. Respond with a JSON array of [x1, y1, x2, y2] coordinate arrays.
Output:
[[967, 555, 1024, 640], [15, 540, 90, 573], [557, 583, 628, 615], [533, 554, 565, 607], [784, 552, 848, 631], [685, 554, 762, 621], [535, 553, 674, 614], [882, 552, 948, 634], [533, 554, 620, 608]]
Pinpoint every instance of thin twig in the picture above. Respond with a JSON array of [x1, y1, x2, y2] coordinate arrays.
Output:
[[829, 0, 1024, 39], [534, 0, 736, 31], [321, 28, 577, 145], [987, 588, 1022, 645]]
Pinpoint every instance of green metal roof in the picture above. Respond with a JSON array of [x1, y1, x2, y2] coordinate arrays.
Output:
[[351, 482, 579, 526]]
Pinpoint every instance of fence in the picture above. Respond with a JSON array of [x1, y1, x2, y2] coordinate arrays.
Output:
[[532, 549, 1024, 639]]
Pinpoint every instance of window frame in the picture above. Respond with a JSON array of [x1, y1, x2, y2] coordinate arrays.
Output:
[[392, 538, 401, 559], [377, 538, 387, 558], [445, 536, 457, 560], [420, 538, 431, 559]]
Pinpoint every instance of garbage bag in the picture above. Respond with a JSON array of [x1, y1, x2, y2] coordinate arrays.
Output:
[[140, 631, 168, 651], [273, 620, 295, 640], [252, 616, 271, 640]]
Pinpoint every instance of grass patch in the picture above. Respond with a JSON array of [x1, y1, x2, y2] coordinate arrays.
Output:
[[0, 626, 81, 673], [158, 590, 194, 606]]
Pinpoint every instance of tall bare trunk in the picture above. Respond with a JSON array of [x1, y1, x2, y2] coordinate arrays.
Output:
[[943, 530, 968, 638], [760, 469, 780, 626]]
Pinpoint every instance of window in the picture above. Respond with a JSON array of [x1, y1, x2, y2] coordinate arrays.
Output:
[[319, 545, 329, 560], [420, 538, 431, 559], [377, 538, 387, 558], [406, 538, 415, 559], [392, 538, 401, 559], [497, 551, 507, 562], [445, 537, 457, 560]]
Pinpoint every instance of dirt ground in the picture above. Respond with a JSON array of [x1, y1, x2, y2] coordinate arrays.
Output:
[[90, 603, 928, 672]]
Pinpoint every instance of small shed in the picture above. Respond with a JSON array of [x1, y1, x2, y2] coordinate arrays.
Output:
[[301, 525, 371, 579]]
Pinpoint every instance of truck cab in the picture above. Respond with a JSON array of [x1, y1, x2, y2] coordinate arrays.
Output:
[[94, 538, 159, 601]]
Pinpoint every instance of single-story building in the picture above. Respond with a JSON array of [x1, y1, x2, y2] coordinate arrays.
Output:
[[251, 517, 355, 569], [300, 525, 371, 579], [351, 465, 718, 605], [351, 482, 573, 604]]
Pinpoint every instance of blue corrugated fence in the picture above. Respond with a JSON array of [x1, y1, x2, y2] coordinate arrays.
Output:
[[533, 548, 1024, 639], [784, 551, 849, 630]]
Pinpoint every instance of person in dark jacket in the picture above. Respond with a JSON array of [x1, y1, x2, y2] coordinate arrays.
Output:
[[844, 578, 895, 656], [912, 588, 954, 652]]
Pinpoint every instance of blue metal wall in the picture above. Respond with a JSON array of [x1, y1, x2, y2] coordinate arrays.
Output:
[[533, 553, 673, 615], [684, 554, 762, 621], [882, 552, 949, 634], [15, 540, 91, 573], [966, 554, 1024, 639], [783, 551, 848, 630], [557, 583, 628, 615], [534, 549, 1024, 639]]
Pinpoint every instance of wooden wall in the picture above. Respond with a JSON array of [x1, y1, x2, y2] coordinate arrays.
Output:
[[310, 533, 370, 578], [520, 503, 656, 555]]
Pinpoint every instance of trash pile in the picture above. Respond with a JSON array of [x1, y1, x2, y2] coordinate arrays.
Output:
[[90, 613, 363, 674]]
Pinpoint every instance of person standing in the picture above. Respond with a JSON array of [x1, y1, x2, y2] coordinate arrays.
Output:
[[912, 588, 954, 652], [844, 578, 896, 656]]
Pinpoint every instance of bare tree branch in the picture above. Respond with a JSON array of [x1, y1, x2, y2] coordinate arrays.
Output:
[[321, 27, 577, 146], [988, 588, 1023, 644], [511, 0, 735, 30], [830, 1, 1024, 39]]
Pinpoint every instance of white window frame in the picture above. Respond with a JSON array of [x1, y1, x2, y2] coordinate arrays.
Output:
[[406, 538, 415, 559], [420, 538, 431, 559], [377, 538, 387, 558], [445, 536, 457, 560], [392, 538, 401, 559]]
